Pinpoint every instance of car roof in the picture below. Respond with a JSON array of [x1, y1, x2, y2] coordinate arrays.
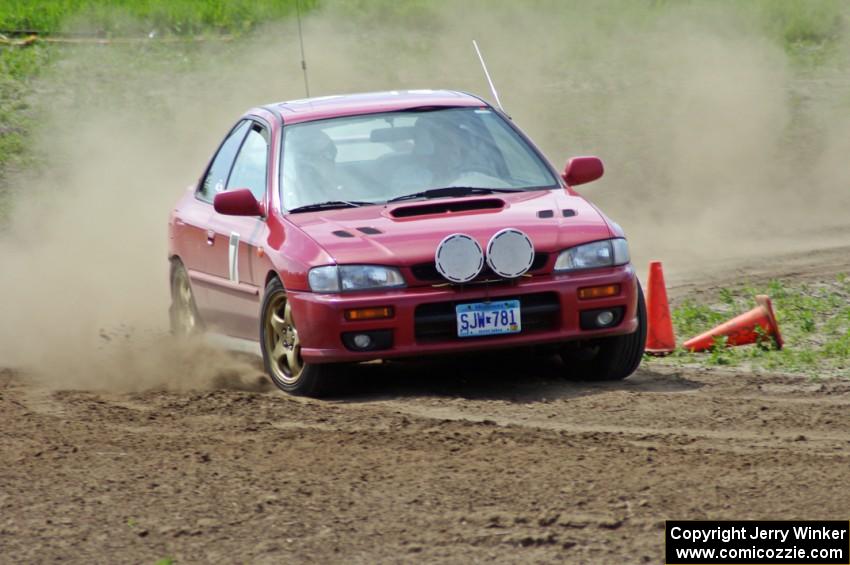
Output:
[[265, 89, 489, 124]]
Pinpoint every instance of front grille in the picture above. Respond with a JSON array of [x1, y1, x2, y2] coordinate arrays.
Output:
[[414, 292, 560, 342], [411, 252, 550, 283]]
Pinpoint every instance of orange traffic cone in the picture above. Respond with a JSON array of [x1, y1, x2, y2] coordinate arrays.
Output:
[[644, 261, 676, 356], [683, 295, 783, 352]]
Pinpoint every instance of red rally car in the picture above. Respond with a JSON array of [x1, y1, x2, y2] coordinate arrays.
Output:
[[168, 90, 646, 396]]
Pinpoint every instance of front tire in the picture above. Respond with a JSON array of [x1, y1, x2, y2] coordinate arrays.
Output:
[[560, 283, 647, 381], [260, 278, 337, 397]]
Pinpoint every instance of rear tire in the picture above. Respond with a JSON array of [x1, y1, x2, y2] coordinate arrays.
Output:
[[170, 260, 203, 336], [560, 283, 647, 381], [260, 277, 338, 397]]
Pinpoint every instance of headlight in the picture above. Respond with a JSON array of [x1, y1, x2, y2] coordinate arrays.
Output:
[[554, 238, 630, 272], [308, 265, 406, 293]]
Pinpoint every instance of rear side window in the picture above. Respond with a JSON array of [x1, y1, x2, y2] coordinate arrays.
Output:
[[227, 124, 269, 199], [199, 120, 251, 202]]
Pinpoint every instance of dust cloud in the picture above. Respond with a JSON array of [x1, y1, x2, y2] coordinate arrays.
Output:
[[0, 0, 847, 388]]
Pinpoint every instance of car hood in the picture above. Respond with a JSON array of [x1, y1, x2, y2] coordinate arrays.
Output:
[[285, 189, 613, 266]]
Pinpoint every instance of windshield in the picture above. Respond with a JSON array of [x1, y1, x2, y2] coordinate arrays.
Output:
[[280, 107, 558, 211]]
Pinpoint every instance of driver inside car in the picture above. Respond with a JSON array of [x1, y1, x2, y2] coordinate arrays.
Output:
[[389, 114, 508, 192], [284, 127, 371, 207], [416, 115, 470, 186], [386, 115, 470, 191], [286, 128, 343, 203]]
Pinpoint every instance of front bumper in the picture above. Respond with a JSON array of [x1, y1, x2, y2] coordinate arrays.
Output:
[[287, 264, 639, 363]]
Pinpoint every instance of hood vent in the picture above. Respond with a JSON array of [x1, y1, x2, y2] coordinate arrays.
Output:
[[562, 209, 577, 217], [356, 226, 382, 235], [537, 209, 554, 218], [391, 198, 504, 218], [332, 230, 355, 238]]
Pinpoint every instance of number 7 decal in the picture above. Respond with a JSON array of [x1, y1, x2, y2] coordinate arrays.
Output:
[[228, 232, 240, 283]]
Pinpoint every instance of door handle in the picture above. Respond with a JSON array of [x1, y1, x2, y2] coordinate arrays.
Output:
[[206, 230, 215, 246]]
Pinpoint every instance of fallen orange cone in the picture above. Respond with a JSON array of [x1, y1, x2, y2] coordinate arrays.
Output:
[[683, 294, 783, 352], [644, 260, 676, 356]]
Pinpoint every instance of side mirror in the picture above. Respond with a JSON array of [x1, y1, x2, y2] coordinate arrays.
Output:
[[562, 156, 604, 186], [214, 189, 263, 217]]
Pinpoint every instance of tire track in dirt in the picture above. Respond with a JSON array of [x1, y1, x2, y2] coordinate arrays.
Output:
[[358, 366, 850, 456], [3, 362, 849, 564]]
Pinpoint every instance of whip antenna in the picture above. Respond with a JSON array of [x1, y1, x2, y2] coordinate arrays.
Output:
[[472, 39, 503, 112], [296, 0, 310, 97]]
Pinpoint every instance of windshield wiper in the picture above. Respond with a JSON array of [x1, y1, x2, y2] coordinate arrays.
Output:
[[386, 186, 523, 203], [287, 200, 372, 214]]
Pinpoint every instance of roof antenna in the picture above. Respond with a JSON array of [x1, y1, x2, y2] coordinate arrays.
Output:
[[472, 39, 503, 112], [296, 0, 310, 98]]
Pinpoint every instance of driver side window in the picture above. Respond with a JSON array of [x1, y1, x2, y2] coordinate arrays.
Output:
[[227, 123, 269, 199], [199, 120, 250, 202]]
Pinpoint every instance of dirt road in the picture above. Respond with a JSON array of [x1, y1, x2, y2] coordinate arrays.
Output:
[[2, 245, 849, 564]]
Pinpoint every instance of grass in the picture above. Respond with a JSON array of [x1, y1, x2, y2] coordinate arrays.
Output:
[[0, 0, 314, 36], [0, 44, 51, 223], [652, 275, 850, 377], [752, 0, 845, 53]]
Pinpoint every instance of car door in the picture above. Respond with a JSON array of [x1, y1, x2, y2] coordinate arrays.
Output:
[[205, 120, 271, 340], [178, 120, 251, 315]]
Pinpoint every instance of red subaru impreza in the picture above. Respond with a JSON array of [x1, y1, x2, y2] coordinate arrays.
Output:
[[168, 90, 645, 396]]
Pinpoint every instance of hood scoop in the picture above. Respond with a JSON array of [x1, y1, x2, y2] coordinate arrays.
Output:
[[390, 198, 504, 219]]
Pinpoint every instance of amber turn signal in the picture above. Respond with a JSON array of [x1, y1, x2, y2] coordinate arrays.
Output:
[[344, 306, 394, 321], [578, 284, 620, 300]]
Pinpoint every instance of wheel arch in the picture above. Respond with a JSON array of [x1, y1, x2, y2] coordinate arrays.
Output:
[[264, 270, 282, 290]]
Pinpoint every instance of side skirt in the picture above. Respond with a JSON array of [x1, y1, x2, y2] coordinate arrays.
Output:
[[204, 332, 262, 358]]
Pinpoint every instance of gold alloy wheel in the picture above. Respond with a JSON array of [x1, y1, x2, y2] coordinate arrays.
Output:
[[263, 291, 304, 384], [173, 269, 198, 335]]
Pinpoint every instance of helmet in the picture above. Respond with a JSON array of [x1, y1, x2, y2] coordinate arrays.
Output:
[[289, 126, 337, 162]]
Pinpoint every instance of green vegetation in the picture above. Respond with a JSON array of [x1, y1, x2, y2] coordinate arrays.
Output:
[[751, 0, 844, 49], [0, 0, 313, 36], [654, 275, 850, 377], [0, 47, 50, 155], [0, 45, 49, 223]]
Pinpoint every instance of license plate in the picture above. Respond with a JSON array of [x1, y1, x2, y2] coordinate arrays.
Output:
[[456, 300, 521, 338]]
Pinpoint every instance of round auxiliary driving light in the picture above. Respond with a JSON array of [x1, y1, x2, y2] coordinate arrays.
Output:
[[486, 228, 535, 279], [596, 311, 615, 327], [435, 233, 484, 283], [353, 334, 373, 349]]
